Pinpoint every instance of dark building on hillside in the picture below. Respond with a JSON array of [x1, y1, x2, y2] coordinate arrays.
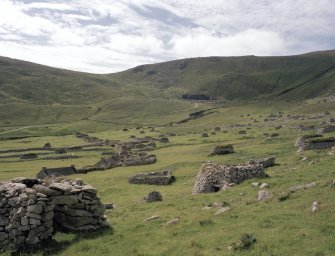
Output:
[[182, 94, 211, 100], [36, 165, 78, 179]]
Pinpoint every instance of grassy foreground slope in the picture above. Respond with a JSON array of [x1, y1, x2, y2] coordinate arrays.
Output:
[[0, 99, 334, 255]]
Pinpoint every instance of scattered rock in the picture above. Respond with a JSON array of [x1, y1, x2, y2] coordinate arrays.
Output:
[[260, 183, 269, 189], [165, 218, 179, 226], [43, 143, 52, 149], [159, 137, 169, 143], [251, 182, 259, 187], [55, 148, 67, 154], [144, 215, 160, 222], [258, 190, 270, 202], [104, 203, 115, 209], [289, 182, 316, 192], [312, 201, 318, 212], [144, 191, 162, 203], [211, 145, 234, 155], [214, 207, 230, 215]]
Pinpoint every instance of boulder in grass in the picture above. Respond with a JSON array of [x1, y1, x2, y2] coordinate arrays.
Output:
[[144, 191, 162, 203], [43, 142, 52, 149], [211, 145, 234, 156], [159, 137, 169, 143]]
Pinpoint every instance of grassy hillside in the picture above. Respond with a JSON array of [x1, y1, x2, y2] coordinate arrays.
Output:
[[113, 50, 335, 101], [0, 50, 334, 135]]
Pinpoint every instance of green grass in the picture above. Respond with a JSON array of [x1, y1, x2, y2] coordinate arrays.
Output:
[[0, 99, 335, 255]]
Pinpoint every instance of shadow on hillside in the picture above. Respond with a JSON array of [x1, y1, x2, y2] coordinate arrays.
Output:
[[11, 228, 113, 256]]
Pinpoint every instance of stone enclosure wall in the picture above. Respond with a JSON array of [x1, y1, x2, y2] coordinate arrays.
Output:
[[296, 134, 335, 151], [192, 162, 268, 194], [0, 178, 109, 250]]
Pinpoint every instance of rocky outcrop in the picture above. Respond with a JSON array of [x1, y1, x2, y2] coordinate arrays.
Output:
[[296, 134, 335, 150], [211, 145, 234, 155], [128, 170, 176, 185], [192, 162, 268, 194], [0, 178, 109, 250]]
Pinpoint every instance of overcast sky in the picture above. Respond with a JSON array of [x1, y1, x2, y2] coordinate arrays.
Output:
[[0, 0, 334, 73]]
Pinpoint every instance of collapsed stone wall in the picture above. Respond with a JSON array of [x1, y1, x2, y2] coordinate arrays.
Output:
[[128, 170, 176, 185], [0, 178, 109, 250], [192, 162, 267, 194], [79, 152, 156, 173]]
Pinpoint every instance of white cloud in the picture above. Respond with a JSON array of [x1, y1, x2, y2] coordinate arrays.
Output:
[[170, 29, 287, 57], [0, 0, 333, 73]]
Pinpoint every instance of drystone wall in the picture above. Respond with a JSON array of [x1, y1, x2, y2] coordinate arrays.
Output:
[[296, 134, 335, 151], [0, 181, 54, 249], [192, 162, 267, 194], [0, 177, 109, 250], [128, 170, 175, 185]]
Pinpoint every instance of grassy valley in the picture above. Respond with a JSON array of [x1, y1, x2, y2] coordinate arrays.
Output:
[[0, 51, 335, 255]]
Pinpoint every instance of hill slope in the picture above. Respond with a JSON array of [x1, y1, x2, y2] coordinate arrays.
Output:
[[112, 50, 335, 101], [0, 50, 334, 130]]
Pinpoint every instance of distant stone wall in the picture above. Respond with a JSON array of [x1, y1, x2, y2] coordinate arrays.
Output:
[[296, 134, 335, 150], [182, 94, 211, 100], [192, 162, 267, 194], [0, 178, 109, 250]]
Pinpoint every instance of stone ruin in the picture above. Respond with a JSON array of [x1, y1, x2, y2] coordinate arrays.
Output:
[[248, 157, 276, 168], [0, 177, 109, 250], [128, 170, 176, 185], [79, 151, 156, 173], [295, 134, 335, 151], [37, 165, 78, 179], [192, 162, 268, 194], [210, 145, 234, 156]]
